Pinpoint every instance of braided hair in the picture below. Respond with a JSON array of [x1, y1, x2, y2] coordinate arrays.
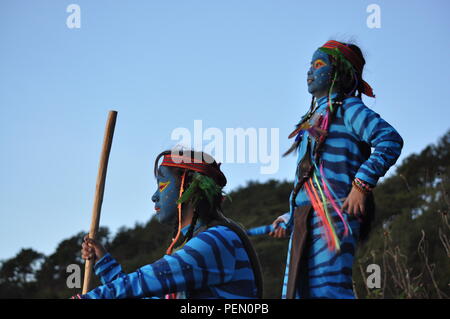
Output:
[[326, 42, 376, 241], [330, 43, 367, 98]]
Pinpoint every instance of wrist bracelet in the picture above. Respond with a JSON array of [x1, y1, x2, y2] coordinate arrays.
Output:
[[355, 177, 374, 190], [352, 179, 372, 194]]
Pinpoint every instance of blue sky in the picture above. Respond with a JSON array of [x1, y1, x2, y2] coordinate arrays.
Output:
[[1, 0, 449, 260]]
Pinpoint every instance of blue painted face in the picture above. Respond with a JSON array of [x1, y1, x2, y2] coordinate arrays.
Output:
[[307, 49, 333, 98], [151, 166, 180, 225]]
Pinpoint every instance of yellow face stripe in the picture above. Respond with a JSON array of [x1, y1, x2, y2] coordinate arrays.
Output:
[[313, 59, 326, 69], [159, 181, 170, 193]]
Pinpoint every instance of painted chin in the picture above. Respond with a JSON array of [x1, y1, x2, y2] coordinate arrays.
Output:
[[154, 206, 177, 225], [307, 79, 316, 93], [155, 211, 167, 223]]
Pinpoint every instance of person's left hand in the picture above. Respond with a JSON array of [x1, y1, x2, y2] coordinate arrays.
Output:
[[342, 186, 367, 220]]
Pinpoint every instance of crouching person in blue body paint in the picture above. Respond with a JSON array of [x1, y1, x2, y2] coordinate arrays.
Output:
[[74, 150, 263, 299]]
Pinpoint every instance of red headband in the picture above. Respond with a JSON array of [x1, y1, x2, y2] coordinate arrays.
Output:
[[160, 154, 226, 187], [321, 40, 375, 98]]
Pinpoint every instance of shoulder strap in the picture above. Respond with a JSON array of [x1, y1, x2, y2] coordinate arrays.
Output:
[[196, 217, 264, 298]]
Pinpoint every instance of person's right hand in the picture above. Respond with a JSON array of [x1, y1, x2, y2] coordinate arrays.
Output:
[[269, 217, 288, 238], [81, 235, 106, 262]]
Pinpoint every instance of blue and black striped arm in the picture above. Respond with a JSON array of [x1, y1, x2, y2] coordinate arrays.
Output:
[[82, 226, 252, 299], [342, 98, 404, 186]]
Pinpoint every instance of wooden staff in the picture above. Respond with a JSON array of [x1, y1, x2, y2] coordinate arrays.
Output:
[[82, 110, 117, 294]]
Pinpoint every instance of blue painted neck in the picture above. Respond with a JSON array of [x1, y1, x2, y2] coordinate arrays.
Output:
[[316, 92, 338, 107], [181, 219, 204, 236]]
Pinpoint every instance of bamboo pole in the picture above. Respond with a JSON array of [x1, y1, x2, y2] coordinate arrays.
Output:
[[82, 110, 117, 294]]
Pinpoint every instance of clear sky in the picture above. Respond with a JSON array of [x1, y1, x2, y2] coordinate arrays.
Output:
[[1, 0, 449, 261]]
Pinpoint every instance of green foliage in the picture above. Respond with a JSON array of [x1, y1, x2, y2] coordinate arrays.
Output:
[[0, 248, 44, 298], [1, 131, 449, 298], [353, 130, 450, 298]]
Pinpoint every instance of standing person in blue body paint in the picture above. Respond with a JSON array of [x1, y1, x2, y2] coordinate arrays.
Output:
[[269, 40, 403, 299], [75, 150, 263, 299]]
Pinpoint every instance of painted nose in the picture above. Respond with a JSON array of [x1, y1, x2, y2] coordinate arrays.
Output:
[[151, 190, 159, 203]]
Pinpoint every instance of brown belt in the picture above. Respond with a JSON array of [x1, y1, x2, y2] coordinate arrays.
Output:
[[286, 205, 313, 299]]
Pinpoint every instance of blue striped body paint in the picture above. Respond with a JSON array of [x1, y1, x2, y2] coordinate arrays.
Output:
[[282, 94, 403, 298], [82, 225, 257, 299], [246, 223, 287, 236]]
